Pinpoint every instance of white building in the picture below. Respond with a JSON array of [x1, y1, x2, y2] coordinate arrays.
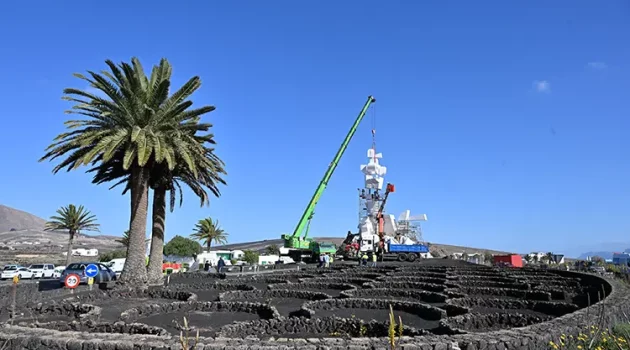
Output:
[[62, 248, 99, 257]]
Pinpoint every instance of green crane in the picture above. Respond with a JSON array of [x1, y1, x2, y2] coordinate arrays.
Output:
[[282, 95, 376, 254]]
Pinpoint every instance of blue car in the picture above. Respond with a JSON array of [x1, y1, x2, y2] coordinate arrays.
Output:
[[59, 262, 117, 286]]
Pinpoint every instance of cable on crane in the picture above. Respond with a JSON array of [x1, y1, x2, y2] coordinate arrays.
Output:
[[371, 102, 377, 162]]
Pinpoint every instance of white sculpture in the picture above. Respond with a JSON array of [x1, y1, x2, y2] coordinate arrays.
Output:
[[360, 148, 387, 190]]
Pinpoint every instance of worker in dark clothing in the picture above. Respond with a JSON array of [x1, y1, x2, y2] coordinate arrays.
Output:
[[204, 260, 210, 272], [217, 257, 226, 273]]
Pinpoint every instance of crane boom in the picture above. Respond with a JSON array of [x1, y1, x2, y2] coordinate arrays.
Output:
[[282, 95, 376, 249]]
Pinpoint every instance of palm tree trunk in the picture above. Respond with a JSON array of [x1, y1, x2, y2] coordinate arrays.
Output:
[[147, 187, 166, 284], [119, 164, 150, 284], [65, 230, 75, 267]]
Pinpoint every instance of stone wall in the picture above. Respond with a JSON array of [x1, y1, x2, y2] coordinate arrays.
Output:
[[339, 288, 448, 304], [297, 276, 373, 286], [455, 286, 553, 301], [0, 269, 627, 349], [23, 320, 169, 336], [298, 298, 447, 321], [268, 281, 356, 292], [0, 283, 102, 320], [365, 280, 448, 293], [217, 316, 430, 339], [47, 287, 197, 303], [449, 297, 580, 317], [377, 275, 447, 285], [119, 301, 281, 322], [15, 302, 102, 323], [218, 289, 330, 302]]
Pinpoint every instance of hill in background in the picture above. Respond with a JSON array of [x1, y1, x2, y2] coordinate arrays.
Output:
[[215, 237, 512, 257], [1, 204, 514, 264], [0, 204, 123, 264], [0, 204, 46, 232]]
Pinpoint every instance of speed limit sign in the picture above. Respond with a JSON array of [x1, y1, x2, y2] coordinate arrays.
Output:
[[64, 273, 81, 289]]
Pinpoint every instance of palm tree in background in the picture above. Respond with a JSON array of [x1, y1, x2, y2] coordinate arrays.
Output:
[[40, 57, 217, 284], [44, 204, 99, 267], [266, 245, 281, 255], [116, 230, 150, 249], [546, 252, 555, 264], [116, 230, 131, 247], [190, 218, 228, 250]]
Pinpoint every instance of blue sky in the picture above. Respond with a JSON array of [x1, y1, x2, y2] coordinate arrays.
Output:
[[0, 1, 629, 257]]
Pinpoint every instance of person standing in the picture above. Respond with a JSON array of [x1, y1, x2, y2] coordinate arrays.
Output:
[[361, 253, 368, 266], [371, 253, 377, 267], [217, 257, 226, 273]]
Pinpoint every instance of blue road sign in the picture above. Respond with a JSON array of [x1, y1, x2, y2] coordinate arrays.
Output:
[[85, 264, 99, 278]]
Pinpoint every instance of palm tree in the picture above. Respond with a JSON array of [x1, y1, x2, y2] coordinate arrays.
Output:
[[116, 230, 130, 247], [266, 245, 281, 255], [89, 143, 226, 283], [116, 230, 150, 249], [190, 218, 228, 250], [546, 252, 555, 264], [40, 58, 214, 284], [44, 204, 100, 267]]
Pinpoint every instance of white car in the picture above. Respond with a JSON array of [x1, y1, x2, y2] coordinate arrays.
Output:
[[1, 267, 34, 280], [28, 264, 56, 279]]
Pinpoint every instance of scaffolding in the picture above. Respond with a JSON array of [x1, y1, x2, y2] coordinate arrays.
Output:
[[396, 210, 428, 243]]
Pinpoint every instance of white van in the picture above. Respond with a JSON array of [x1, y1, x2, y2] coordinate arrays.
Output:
[[106, 258, 125, 276]]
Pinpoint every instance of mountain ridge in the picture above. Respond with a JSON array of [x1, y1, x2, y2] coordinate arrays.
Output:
[[0, 204, 46, 232], [1, 204, 514, 259], [0, 204, 124, 258]]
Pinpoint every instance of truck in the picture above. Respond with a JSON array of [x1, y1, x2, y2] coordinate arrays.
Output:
[[386, 242, 430, 262], [281, 96, 376, 262], [341, 231, 431, 262]]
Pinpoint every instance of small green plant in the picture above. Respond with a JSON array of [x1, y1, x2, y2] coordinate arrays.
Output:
[[177, 317, 200, 350], [388, 305, 403, 350], [359, 321, 368, 337]]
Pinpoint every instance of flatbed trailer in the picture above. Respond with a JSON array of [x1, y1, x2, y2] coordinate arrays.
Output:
[[382, 243, 430, 262]]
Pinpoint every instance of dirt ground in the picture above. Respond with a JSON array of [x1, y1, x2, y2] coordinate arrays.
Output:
[[16, 259, 592, 339], [312, 307, 442, 330], [135, 310, 262, 337]]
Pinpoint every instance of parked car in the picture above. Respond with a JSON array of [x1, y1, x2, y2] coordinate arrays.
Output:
[[1, 265, 21, 279], [59, 262, 117, 286], [1, 267, 34, 280], [52, 266, 65, 278], [28, 264, 56, 279]]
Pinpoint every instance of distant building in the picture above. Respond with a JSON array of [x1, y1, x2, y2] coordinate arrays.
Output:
[[550, 254, 565, 264], [526, 252, 546, 261], [62, 248, 98, 257], [613, 253, 630, 266]]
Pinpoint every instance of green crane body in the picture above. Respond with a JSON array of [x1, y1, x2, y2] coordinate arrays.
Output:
[[282, 96, 376, 252]]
